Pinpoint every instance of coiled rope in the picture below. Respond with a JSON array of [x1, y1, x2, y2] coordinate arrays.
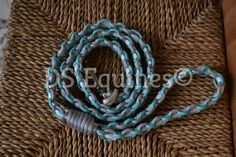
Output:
[[46, 19, 225, 141]]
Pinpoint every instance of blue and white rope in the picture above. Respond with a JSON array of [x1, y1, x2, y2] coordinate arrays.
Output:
[[46, 19, 225, 141]]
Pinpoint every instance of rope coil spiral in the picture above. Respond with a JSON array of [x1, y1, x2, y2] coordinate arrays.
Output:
[[46, 19, 225, 141]]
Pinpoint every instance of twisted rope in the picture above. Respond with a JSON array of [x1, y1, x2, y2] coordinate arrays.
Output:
[[46, 19, 225, 141]]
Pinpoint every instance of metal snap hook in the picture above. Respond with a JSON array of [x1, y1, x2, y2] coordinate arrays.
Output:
[[88, 69, 118, 106]]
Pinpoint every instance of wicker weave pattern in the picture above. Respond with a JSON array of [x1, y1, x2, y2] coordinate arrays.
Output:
[[0, 0, 233, 156]]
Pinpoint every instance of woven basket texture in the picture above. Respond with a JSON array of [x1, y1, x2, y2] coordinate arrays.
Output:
[[0, 0, 233, 156]]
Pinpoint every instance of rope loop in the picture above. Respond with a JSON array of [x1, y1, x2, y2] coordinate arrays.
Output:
[[46, 19, 225, 141]]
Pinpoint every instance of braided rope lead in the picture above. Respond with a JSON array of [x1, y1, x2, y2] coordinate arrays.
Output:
[[46, 19, 225, 141]]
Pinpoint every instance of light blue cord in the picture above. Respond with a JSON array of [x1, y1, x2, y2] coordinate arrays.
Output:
[[46, 19, 225, 141]]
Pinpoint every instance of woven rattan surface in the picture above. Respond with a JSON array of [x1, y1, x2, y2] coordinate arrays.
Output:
[[0, 0, 233, 156]]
